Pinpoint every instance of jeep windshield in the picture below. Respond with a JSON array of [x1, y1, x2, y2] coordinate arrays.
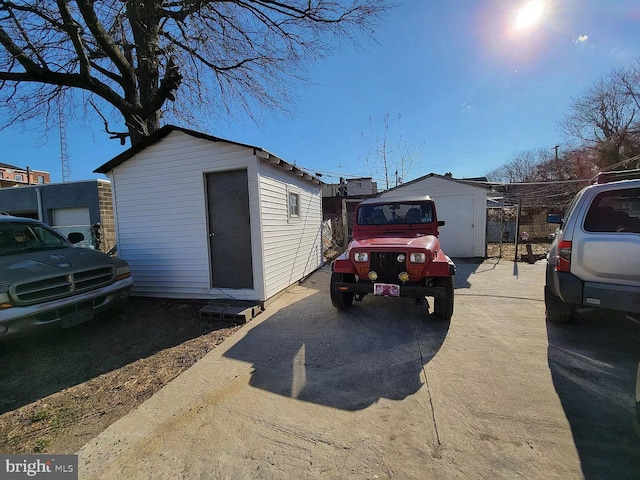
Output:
[[0, 222, 71, 256], [356, 202, 434, 225]]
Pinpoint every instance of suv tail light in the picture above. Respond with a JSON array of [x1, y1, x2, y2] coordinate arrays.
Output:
[[556, 240, 572, 272]]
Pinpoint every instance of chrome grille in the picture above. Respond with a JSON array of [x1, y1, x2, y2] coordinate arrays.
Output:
[[370, 252, 406, 283], [12, 266, 115, 305]]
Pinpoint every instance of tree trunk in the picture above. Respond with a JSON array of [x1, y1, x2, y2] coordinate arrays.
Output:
[[126, 0, 163, 146]]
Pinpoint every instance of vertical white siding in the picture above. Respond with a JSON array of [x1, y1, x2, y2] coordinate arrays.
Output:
[[110, 130, 264, 299], [258, 162, 323, 299], [381, 177, 487, 257]]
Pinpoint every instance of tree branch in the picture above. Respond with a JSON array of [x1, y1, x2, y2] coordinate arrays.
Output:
[[75, 0, 136, 92], [56, 0, 91, 79]]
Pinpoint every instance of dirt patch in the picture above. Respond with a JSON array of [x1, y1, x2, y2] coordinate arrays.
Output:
[[0, 298, 243, 454], [486, 241, 551, 262]]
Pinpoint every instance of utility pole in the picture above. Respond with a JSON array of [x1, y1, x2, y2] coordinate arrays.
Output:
[[553, 144, 560, 161]]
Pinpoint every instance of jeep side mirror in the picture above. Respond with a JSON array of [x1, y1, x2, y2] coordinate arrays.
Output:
[[437, 220, 445, 227], [68, 232, 85, 244], [547, 214, 562, 224]]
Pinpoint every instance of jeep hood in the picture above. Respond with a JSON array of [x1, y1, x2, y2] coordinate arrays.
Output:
[[0, 247, 125, 285], [350, 234, 440, 250]]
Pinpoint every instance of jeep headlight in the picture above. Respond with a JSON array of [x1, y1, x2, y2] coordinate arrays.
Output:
[[354, 252, 368, 262], [0, 284, 12, 309], [410, 253, 426, 263], [115, 265, 131, 281]]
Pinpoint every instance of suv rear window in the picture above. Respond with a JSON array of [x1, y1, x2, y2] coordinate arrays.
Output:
[[583, 188, 640, 233]]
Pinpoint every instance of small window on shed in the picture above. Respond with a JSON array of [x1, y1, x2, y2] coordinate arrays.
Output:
[[289, 191, 300, 218]]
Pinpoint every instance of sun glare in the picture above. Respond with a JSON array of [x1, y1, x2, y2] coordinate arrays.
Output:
[[515, 1, 544, 30]]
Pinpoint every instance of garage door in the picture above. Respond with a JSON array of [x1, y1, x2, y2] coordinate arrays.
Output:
[[433, 194, 475, 257], [52, 207, 90, 226]]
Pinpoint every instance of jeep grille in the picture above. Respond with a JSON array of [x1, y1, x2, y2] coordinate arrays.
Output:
[[370, 252, 406, 283], [12, 266, 115, 305]]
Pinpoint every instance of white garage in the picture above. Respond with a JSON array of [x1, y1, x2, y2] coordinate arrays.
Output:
[[380, 173, 488, 258]]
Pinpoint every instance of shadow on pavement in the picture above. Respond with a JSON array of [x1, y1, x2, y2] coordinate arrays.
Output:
[[547, 311, 640, 479], [449, 258, 478, 289], [0, 298, 227, 414], [224, 269, 450, 411]]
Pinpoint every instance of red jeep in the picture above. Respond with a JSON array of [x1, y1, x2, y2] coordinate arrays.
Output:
[[330, 196, 456, 319]]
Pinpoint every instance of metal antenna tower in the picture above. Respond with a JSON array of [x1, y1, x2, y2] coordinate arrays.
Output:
[[58, 95, 70, 182]]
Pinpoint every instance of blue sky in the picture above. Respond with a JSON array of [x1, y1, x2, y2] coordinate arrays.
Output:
[[1, 0, 639, 186]]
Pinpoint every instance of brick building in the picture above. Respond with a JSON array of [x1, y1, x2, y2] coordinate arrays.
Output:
[[0, 162, 51, 188]]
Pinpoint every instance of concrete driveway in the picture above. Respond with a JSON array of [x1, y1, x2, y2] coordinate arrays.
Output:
[[78, 261, 640, 479]]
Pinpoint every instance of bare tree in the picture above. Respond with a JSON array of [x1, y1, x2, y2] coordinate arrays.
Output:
[[361, 112, 424, 189], [0, 0, 390, 146], [560, 62, 640, 168], [486, 148, 551, 183], [486, 146, 598, 183]]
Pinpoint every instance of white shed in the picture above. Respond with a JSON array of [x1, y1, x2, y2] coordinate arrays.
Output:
[[95, 125, 324, 302], [380, 173, 488, 258]]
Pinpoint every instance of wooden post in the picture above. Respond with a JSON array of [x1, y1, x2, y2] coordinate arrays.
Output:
[[514, 199, 521, 263], [526, 243, 535, 264]]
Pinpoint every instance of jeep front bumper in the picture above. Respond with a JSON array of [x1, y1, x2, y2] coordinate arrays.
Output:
[[334, 280, 445, 298]]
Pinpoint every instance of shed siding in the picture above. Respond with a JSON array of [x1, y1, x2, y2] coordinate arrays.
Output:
[[110, 131, 264, 299], [258, 162, 323, 299], [381, 177, 487, 257]]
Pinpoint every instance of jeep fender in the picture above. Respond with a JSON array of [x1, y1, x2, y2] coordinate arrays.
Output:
[[425, 251, 456, 277], [332, 252, 358, 275]]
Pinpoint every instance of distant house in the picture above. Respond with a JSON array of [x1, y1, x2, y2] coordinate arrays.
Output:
[[322, 177, 378, 197], [380, 173, 488, 258], [0, 179, 115, 252], [95, 125, 324, 302], [0, 162, 50, 188]]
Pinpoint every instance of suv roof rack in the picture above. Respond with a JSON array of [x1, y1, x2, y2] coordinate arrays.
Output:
[[589, 168, 640, 185]]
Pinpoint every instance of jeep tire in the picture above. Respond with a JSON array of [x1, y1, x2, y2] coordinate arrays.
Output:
[[433, 276, 454, 320], [544, 285, 574, 323], [330, 273, 355, 310]]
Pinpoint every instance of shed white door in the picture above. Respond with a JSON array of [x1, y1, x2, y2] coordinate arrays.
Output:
[[206, 170, 254, 289], [52, 207, 90, 226], [436, 194, 474, 257]]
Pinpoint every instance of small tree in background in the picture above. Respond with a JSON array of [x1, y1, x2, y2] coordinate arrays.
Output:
[[360, 111, 424, 189]]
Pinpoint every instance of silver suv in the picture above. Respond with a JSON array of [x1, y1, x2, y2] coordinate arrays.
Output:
[[545, 178, 640, 322]]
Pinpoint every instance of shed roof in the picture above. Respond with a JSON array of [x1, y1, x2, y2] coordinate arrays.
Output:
[[383, 172, 491, 194], [94, 125, 323, 185]]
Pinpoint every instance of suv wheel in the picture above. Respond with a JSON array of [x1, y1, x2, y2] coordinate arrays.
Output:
[[544, 286, 574, 323], [433, 276, 454, 320], [330, 273, 355, 310]]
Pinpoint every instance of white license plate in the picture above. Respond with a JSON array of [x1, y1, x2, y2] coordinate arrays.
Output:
[[374, 283, 400, 297]]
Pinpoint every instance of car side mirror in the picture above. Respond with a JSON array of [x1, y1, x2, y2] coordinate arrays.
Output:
[[437, 220, 445, 226], [68, 232, 85, 244], [547, 214, 562, 224]]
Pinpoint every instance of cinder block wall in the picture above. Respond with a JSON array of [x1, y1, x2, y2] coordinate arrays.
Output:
[[97, 182, 116, 253]]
